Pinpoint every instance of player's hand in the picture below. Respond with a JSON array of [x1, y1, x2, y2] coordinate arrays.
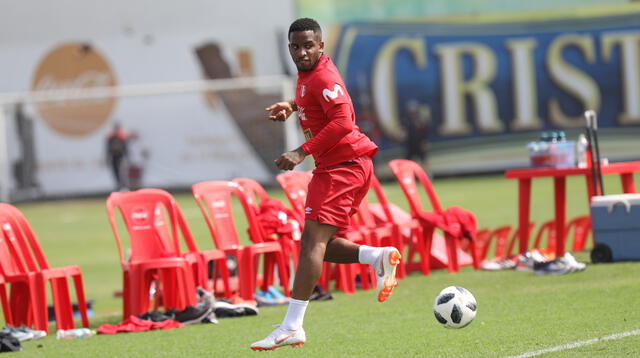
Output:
[[275, 148, 306, 170], [266, 101, 294, 122]]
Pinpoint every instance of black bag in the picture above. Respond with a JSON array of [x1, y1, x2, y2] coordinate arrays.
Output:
[[0, 332, 21, 352]]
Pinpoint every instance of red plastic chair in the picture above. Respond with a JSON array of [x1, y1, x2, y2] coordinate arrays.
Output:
[[567, 216, 591, 252], [137, 189, 231, 298], [505, 222, 536, 258], [192, 181, 290, 301], [0, 203, 89, 333], [106, 191, 198, 318], [532, 220, 557, 256], [232, 178, 269, 209], [275, 171, 313, 223], [0, 228, 37, 328], [389, 159, 480, 273], [475, 226, 513, 262], [533, 216, 592, 255], [367, 176, 426, 276]]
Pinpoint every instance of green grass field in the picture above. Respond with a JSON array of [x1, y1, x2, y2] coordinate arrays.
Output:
[[9, 173, 640, 357]]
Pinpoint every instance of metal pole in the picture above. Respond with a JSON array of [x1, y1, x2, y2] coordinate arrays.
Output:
[[584, 111, 598, 196], [585, 110, 605, 196], [0, 103, 11, 202]]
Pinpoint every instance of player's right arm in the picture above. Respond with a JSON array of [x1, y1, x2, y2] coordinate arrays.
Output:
[[266, 99, 297, 122]]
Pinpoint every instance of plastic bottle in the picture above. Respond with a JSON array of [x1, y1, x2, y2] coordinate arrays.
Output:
[[56, 328, 93, 339], [550, 131, 558, 143], [575, 134, 588, 168], [539, 132, 549, 142], [558, 131, 567, 142]]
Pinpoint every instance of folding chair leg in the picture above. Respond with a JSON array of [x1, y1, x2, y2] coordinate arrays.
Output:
[[215, 259, 232, 299], [52, 277, 75, 331], [9, 284, 30, 327], [32, 275, 48, 333], [0, 284, 12, 326], [445, 233, 460, 273], [239, 253, 256, 301], [261, 253, 275, 293], [122, 271, 131, 319], [417, 226, 432, 275], [275, 252, 290, 297], [72, 274, 90, 328]]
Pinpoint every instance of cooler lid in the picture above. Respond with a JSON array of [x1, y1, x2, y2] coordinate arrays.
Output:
[[591, 194, 640, 210]]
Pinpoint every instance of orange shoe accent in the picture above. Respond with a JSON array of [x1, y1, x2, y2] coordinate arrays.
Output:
[[251, 342, 305, 351], [377, 251, 401, 303], [389, 250, 402, 266]]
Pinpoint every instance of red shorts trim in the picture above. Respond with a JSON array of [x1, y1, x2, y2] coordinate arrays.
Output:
[[304, 156, 373, 229]]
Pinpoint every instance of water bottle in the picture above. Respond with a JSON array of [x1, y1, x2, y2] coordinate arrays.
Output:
[[539, 132, 549, 142], [575, 134, 588, 168], [550, 131, 558, 143], [56, 328, 93, 339], [558, 131, 567, 142]]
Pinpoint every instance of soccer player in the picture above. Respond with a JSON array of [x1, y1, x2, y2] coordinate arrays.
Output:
[[250, 18, 402, 351]]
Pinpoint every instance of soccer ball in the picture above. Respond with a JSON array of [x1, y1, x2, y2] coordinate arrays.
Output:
[[433, 286, 477, 328]]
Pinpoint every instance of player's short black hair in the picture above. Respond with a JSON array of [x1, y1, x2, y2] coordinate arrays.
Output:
[[288, 18, 322, 37]]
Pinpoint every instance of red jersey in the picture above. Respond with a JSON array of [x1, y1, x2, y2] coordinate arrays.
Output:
[[295, 56, 377, 168]]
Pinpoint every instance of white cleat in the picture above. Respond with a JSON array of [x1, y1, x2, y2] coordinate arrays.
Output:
[[374, 247, 402, 302], [250, 326, 306, 351]]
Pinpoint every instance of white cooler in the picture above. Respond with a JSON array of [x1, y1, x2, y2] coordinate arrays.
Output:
[[590, 194, 640, 262]]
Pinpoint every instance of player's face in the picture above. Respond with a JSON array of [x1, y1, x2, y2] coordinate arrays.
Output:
[[288, 30, 324, 72]]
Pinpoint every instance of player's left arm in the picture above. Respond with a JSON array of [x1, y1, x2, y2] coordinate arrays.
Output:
[[300, 103, 353, 155], [274, 103, 353, 171]]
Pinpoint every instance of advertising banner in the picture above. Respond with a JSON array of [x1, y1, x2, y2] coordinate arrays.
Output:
[[330, 13, 640, 174]]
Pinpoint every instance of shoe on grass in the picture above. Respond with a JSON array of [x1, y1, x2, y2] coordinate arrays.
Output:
[[250, 325, 305, 351], [172, 304, 212, 325]]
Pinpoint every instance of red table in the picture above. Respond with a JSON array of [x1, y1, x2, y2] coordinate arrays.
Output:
[[504, 161, 640, 258]]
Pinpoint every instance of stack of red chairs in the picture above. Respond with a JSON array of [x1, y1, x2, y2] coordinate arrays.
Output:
[[476, 215, 591, 264], [192, 180, 290, 301], [106, 190, 201, 318], [531, 215, 592, 258], [389, 159, 480, 273], [137, 189, 231, 297], [0, 203, 89, 333]]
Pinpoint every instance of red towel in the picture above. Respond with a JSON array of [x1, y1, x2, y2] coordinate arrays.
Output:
[[417, 206, 477, 241], [97, 315, 184, 335], [256, 198, 302, 241]]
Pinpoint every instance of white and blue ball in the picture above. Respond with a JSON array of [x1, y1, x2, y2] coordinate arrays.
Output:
[[433, 286, 477, 329]]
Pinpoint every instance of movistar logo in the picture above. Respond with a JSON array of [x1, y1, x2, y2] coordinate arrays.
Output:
[[322, 84, 344, 102]]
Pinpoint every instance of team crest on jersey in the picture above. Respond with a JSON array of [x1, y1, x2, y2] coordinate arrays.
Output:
[[303, 128, 313, 141], [322, 84, 344, 102], [300, 85, 305, 97]]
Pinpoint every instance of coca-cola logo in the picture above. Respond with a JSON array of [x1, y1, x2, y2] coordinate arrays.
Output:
[[31, 43, 117, 136], [131, 207, 149, 224]]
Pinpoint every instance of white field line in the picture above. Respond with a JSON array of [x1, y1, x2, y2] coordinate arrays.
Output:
[[508, 329, 640, 358]]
